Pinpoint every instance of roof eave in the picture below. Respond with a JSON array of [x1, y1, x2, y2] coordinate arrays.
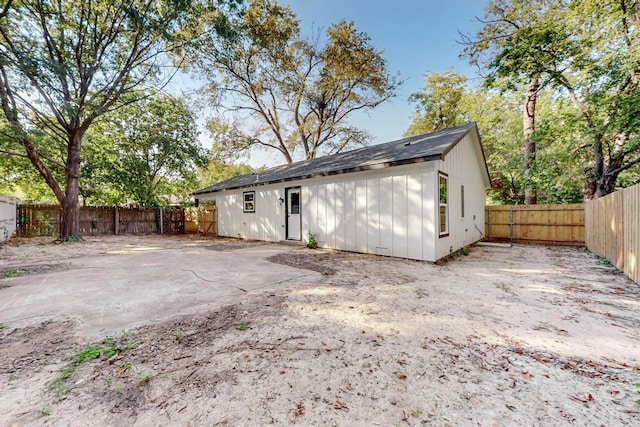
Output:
[[193, 154, 443, 195]]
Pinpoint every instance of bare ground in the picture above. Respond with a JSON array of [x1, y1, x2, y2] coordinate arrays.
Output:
[[1, 236, 639, 426]]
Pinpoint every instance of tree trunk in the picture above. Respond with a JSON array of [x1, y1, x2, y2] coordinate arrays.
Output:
[[586, 132, 623, 199], [60, 131, 83, 239], [523, 76, 538, 205]]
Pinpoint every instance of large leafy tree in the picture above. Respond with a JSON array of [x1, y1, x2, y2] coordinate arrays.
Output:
[[460, 0, 573, 204], [405, 71, 586, 204], [555, 0, 640, 197], [83, 93, 206, 207], [184, 0, 400, 164], [404, 70, 469, 136], [0, 0, 236, 239], [462, 0, 640, 199]]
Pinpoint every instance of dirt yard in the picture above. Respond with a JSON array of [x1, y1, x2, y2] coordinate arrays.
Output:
[[1, 236, 639, 426]]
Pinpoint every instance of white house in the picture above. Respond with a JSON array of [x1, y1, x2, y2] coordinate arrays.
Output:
[[194, 123, 491, 262]]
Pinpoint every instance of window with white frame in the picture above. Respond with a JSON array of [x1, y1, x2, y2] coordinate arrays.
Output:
[[438, 172, 449, 236], [243, 191, 255, 213]]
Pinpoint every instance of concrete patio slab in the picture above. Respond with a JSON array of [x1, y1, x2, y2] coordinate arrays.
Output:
[[0, 242, 313, 338]]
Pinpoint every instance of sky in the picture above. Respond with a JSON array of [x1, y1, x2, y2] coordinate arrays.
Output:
[[173, 0, 489, 167], [283, 0, 486, 144]]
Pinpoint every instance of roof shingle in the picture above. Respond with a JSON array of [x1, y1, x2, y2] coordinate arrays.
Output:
[[195, 123, 480, 194]]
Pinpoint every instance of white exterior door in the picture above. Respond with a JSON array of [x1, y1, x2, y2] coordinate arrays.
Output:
[[286, 187, 301, 240]]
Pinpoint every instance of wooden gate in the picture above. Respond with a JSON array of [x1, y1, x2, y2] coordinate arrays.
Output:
[[162, 208, 184, 234], [184, 207, 217, 235]]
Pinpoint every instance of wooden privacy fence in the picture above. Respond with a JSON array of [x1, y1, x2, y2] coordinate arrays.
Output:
[[485, 204, 585, 246], [184, 207, 217, 236], [16, 205, 218, 237], [585, 183, 639, 285], [17, 205, 159, 236]]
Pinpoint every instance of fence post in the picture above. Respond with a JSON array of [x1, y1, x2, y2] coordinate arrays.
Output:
[[159, 207, 164, 234], [487, 208, 492, 240], [114, 206, 119, 235], [509, 206, 513, 242]]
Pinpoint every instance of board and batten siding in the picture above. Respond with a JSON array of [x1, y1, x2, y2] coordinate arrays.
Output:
[[205, 186, 286, 242], [433, 132, 487, 260], [301, 162, 438, 261]]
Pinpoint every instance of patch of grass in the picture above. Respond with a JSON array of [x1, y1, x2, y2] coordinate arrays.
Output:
[[635, 382, 640, 404], [173, 332, 185, 340], [0, 324, 5, 331], [139, 371, 153, 384], [2, 268, 18, 278], [495, 282, 511, 293], [47, 336, 135, 397], [238, 321, 248, 331], [40, 405, 50, 416], [48, 365, 74, 396], [73, 346, 103, 365], [48, 379, 70, 397], [72, 337, 133, 364]]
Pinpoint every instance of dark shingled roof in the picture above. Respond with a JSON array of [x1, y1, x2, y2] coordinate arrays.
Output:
[[195, 123, 483, 195]]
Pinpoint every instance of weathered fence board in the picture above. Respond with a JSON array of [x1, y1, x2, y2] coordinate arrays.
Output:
[[18, 205, 158, 236], [585, 183, 640, 285], [17, 205, 220, 237], [79, 206, 115, 235], [485, 204, 585, 246], [117, 208, 158, 234], [161, 208, 184, 234], [18, 205, 61, 237]]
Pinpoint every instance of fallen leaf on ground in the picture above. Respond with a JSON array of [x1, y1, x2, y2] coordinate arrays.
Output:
[[560, 409, 576, 422], [334, 399, 349, 411]]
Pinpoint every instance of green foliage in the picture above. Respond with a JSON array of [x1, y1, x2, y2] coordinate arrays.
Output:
[[198, 157, 255, 188], [73, 337, 134, 365], [405, 71, 469, 136], [0, 0, 238, 236], [47, 335, 135, 396], [82, 92, 206, 207], [461, 0, 640, 198], [238, 321, 248, 331], [2, 268, 17, 278], [305, 232, 318, 249], [406, 72, 586, 204], [185, 0, 401, 163]]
